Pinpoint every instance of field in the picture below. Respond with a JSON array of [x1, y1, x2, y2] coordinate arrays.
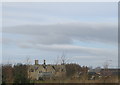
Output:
[[32, 76, 119, 83]]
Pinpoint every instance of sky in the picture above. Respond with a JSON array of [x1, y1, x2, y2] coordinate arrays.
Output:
[[1, 2, 118, 68]]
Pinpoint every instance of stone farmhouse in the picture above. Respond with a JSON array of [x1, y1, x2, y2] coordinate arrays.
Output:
[[28, 60, 66, 80]]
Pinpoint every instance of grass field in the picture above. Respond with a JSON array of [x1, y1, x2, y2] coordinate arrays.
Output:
[[32, 76, 119, 83]]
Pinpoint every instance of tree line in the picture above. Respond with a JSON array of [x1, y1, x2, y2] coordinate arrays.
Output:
[[2, 63, 88, 84]]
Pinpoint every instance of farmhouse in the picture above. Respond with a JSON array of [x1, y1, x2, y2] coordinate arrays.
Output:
[[28, 60, 66, 80]]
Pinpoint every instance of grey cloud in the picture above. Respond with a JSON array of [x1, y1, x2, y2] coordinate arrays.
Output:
[[3, 22, 117, 45], [2, 37, 14, 44], [35, 44, 117, 57], [16, 43, 117, 57]]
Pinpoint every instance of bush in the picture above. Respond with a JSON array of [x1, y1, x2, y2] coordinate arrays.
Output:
[[65, 63, 82, 77], [13, 64, 30, 83]]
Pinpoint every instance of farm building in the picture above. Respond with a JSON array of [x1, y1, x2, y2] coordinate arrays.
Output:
[[28, 60, 66, 80]]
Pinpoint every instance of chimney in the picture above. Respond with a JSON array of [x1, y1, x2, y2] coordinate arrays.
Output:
[[35, 60, 38, 65], [44, 60, 46, 65]]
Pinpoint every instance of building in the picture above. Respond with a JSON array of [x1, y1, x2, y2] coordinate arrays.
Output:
[[88, 68, 119, 80], [100, 68, 120, 76], [28, 60, 66, 80]]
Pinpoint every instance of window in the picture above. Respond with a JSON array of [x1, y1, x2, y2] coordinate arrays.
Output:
[[30, 69, 34, 72], [39, 71, 42, 73], [34, 67, 38, 70], [61, 69, 64, 72]]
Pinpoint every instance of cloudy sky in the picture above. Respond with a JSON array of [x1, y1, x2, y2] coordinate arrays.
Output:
[[2, 2, 118, 68]]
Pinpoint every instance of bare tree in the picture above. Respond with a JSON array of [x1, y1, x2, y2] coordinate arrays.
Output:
[[103, 62, 109, 69], [103, 60, 112, 69], [55, 55, 60, 65], [55, 52, 72, 65], [25, 56, 31, 65], [60, 52, 70, 65], [61, 52, 66, 65], [25, 56, 32, 79]]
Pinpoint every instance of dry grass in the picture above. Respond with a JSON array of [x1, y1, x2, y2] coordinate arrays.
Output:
[[33, 76, 119, 83]]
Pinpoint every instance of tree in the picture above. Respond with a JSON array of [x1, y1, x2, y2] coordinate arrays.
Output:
[[65, 63, 82, 78], [25, 56, 31, 65], [2, 64, 14, 83], [103, 60, 112, 69], [60, 52, 70, 65], [55, 56, 61, 65], [14, 64, 30, 83]]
